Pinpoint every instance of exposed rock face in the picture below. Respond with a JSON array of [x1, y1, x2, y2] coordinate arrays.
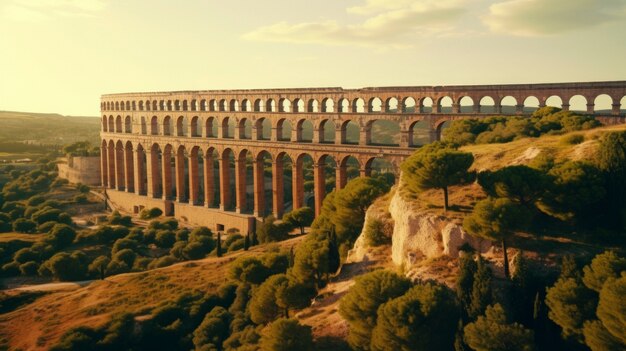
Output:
[[389, 184, 490, 266]]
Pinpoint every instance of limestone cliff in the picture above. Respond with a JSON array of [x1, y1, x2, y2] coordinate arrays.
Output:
[[388, 180, 490, 266]]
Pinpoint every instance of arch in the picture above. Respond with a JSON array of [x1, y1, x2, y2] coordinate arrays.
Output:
[[402, 97, 416, 113], [230, 99, 239, 112], [200, 99, 207, 111], [254, 99, 263, 112], [458, 96, 474, 113], [152, 101, 158, 111], [239, 118, 252, 139], [124, 116, 132, 133], [293, 153, 314, 210], [435, 120, 453, 142], [437, 96, 453, 113], [317, 154, 337, 202], [353, 98, 365, 113], [479, 96, 496, 113], [217, 99, 225, 112], [338, 155, 361, 189], [594, 94, 613, 113], [176, 116, 188, 136], [108, 116, 114, 132], [107, 140, 116, 188], [254, 150, 274, 217], [368, 97, 382, 113], [115, 116, 122, 133], [188, 146, 204, 205], [340, 120, 359, 144], [621, 96, 626, 114], [132, 101, 136, 111], [297, 119, 314, 142], [166, 100, 172, 111], [145, 100, 151, 111], [149, 143, 163, 198], [255, 118, 271, 140], [150, 116, 158, 135], [368, 120, 400, 146], [114, 102, 119, 110], [500, 96, 517, 114], [190, 99, 197, 111], [140, 117, 146, 134], [386, 97, 399, 112], [266, 98, 276, 112], [409, 120, 429, 147], [322, 98, 334, 113], [190, 116, 201, 137], [205, 147, 220, 208], [182, 100, 188, 111], [138, 101, 144, 111], [545, 95, 563, 108], [319, 119, 336, 143], [293, 98, 304, 113], [523, 96, 540, 113], [280, 98, 291, 113], [125, 101, 130, 111], [163, 116, 172, 136], [338, 98, 349, 113], [124, 141, 135, 192], [221, 117, 235, 138], [308, 99, 319, 113], [209, 99, 217, 112], [206, 117, 217, 137], [219, 148, 236, 210], [365, 157, 395, 179], [420, 97, 433, 113], [277, 118, 292, 141], [274, 152, 293, 218], [174, 145, 188, 202], [115, 140, 126, 190], [102, 116, 107, 132], [135, 143, 147, 195], [242, 99, 251, 112], [569, 95, 588, 112]]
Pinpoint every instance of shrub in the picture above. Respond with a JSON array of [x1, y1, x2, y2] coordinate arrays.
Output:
[[155, 230, 176, 248], [364, 218, 390, 246], [147, 255, 178, 269], [19, 261, 39, 275], [228, 238, 245, 252], [39, 251, 88, 281], [37, 221, 58, 233], [111, 238, 139, 255], [46, 224, 76, 248], [224, 234, 244, 248], [112, 249, 137, 267], [1, 261, 20, 277], [73, 194, 88, 204], [140, 207, 163, 219], [560, 133, 585, 145], [27, 195, 46, 206], [12, 218, 37, 233]]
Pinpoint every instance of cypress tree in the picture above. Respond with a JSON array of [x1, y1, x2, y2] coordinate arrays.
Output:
[[244, 232, 250, 251], [216, 232, 222, 257], [469, 255, 493, 320]]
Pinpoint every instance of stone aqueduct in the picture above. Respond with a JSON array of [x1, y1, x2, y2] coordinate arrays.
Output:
[[100, 81, 626, 233]]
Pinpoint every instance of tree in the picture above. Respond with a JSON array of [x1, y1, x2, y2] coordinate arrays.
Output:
[[88, 255, 110, 280], [249, 274, 288, 324], [46, 224, 76, 249], [291, 235, 329, 288], [229, 257, 269, 285], [216, 232, 222, 257], [193, 306, 232, 351], [463, 304, 535, 351], [339, 270, 411, 350], [545, 275, 597, 342], [39, 251, 88, 281], [477, 165, 550, 209], [244, 232, 250, 251], [456, 253, 478, 316], [282, 207, 314, 235], [463, 198, 529, 278], [582, 250, 626, 292], [259, 318, 313, 351], [256, 216, 291, 243], [469, 255, 493, 319], [401, 143, 474, 212], [595, 274, 626, 345], [595, 131, 626, 229], [583, 319, 624, 351], [12, 218, 37, 233], [370, 282, 458, 351]]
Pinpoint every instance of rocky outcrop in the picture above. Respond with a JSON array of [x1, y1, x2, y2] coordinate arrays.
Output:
[[389, 181, 490, 266]]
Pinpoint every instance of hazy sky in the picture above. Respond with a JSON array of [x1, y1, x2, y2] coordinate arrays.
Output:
[[1, 0, 625, 116]]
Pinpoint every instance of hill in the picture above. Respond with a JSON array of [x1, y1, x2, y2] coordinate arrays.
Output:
[[0, 111, 100, 147]]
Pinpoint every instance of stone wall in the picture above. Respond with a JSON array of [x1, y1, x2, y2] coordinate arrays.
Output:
[[57, 156, 101, 186]]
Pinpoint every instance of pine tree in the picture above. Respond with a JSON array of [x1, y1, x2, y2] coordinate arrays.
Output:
[[464, 304, 535, 351], [469, 255, 492, 320], [457, 253, 477, 318]]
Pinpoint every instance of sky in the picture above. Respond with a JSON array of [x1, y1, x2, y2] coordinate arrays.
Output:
[[1, 0, 625, 116]]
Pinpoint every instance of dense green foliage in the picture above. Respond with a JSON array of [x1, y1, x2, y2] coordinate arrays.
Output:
[[463, 304, 535, 351], [442, 107, 599, 146]]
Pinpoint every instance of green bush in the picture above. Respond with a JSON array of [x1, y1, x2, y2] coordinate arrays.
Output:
[[364, 218, 390, 246], [140, 207, 163, 219], [19, 261, 39, 275], [73, 194, 88, 204], [12, 218, 37, 233], [560, 133, 585, 145], [147, 255, 178, 269], [228, 238, 245, 252]]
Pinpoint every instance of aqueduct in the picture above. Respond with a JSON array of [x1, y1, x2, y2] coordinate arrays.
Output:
[[100, 81, 626, 233]]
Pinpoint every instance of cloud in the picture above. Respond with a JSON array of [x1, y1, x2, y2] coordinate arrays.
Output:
[[2, 0, 106, 21], [484, 0, 626, 36], [243, 0, 467, 48]]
